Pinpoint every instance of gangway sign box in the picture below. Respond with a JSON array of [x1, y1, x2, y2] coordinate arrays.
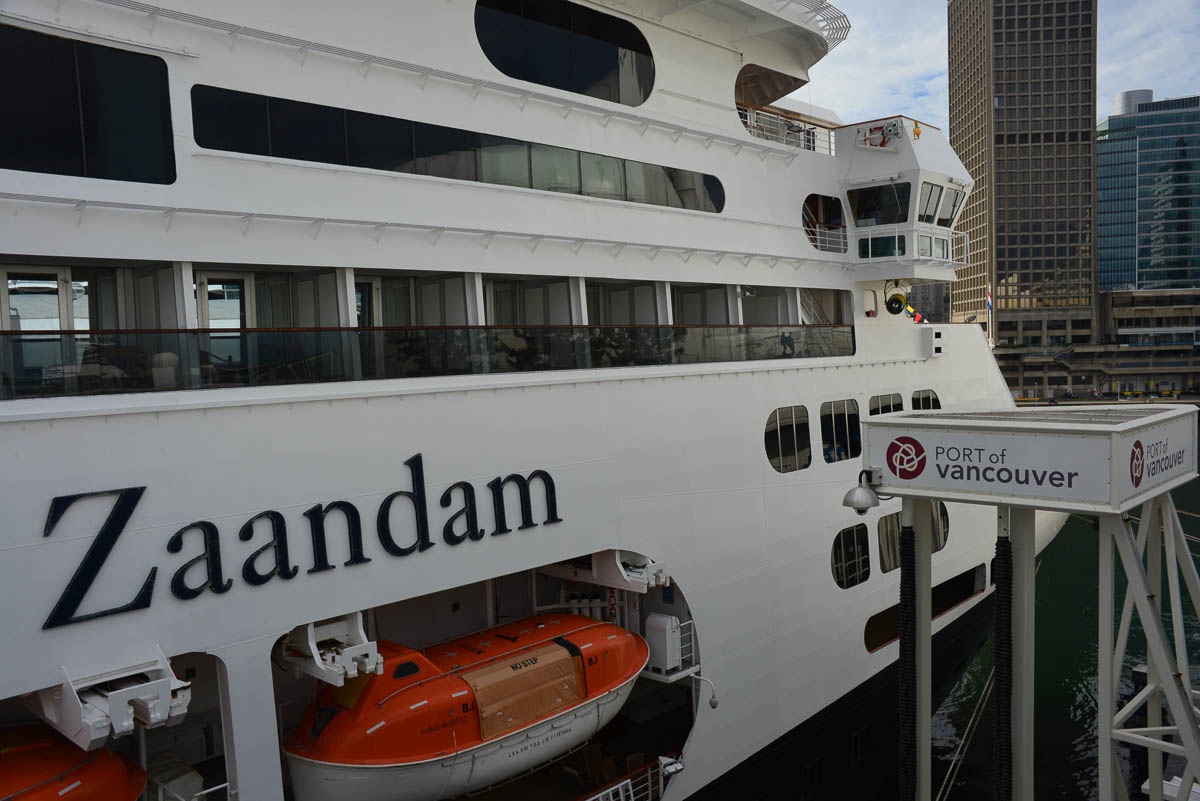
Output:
[[862, 405, 1198, 513]]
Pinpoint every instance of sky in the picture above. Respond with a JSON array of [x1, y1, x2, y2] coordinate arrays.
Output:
[[796, 0, 1200, 133]]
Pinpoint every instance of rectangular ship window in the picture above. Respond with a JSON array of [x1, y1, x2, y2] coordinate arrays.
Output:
[[820, 399, 861, 463]]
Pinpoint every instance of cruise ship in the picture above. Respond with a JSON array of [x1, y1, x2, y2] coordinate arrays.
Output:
[[0, 1, 1060, 799]]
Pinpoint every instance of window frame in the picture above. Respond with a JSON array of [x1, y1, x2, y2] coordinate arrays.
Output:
[[820, 398, 862, 463], [765, 405, 812, 474], [832, 523, 871, 589]]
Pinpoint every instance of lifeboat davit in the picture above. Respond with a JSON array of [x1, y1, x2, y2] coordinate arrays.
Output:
[[284, 613, 649, 801], [0, 724, 146, 801]]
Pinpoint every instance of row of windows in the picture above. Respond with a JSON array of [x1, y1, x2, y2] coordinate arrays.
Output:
[[192, 86, 725, 212], [831, 503, 951, 590], [764, 390, 940, 474], [0, 24, 175, 184]]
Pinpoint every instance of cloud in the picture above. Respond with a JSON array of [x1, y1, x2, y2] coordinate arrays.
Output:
[[793, 0, 1200, 132]]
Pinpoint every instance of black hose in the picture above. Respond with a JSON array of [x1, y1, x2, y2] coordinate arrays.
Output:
[[994, 535, 1013, 801], [899, 523, 917, 801]]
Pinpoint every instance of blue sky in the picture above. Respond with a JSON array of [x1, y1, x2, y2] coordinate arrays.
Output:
[[797, 0, 1200, 133]]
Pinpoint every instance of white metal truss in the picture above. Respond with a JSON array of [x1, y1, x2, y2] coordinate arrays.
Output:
[[1100, 493, 1200, 801]]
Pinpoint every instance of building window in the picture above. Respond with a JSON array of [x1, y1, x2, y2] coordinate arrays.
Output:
[[847, 183, 911, 227], [832, 523, 871, 589], [191, 85, 723, 213], [869, 393, 903, 415], [765, 406, 811, 473], [475, 0, 654, 107], [878, 502, 951, 573], [820, 399, 861, 462], [912, 389, 942, 409], [0, 24, 175, 184]]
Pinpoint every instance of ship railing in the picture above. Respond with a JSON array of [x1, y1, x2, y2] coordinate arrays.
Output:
[[145, 777, 235, 801], [577, 757, 671, 801], [854, 225, 969, 267], [0, 324, 855, 401], [678, 620, 697, 673], [736, 105, 835, 155]]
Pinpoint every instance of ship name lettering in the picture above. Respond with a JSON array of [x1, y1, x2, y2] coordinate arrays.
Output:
[[41, 454, 561, 629]]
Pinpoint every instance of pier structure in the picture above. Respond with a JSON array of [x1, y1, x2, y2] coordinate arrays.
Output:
[[851, 405, 1199, 800]]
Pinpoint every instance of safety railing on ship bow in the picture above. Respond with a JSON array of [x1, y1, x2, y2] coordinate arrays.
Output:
[[0, 324, 855, 400]]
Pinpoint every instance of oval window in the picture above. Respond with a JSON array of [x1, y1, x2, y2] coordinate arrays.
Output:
[[475, 0, 655, 107]]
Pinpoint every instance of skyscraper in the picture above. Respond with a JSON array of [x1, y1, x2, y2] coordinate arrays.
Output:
[[948, 0, 1098, 395], [1097, 91, 1200, 291]]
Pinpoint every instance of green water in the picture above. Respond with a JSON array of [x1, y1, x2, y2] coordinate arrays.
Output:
[[931, 478, 1200, 800]]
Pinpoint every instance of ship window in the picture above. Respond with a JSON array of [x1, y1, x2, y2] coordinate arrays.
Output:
[[479, 135, 531, 187], [190, 85, 723, 213], [846, 183, 911, 227], [531, 144, 581, 193], [869, 393, 903, 415], [269, 97, 347, 165], [918, 182, 943, 224], [474, 0, 655, 107], [820, 399, 861, 463], [832, 523, 870, 589], [392, 661, 419, 679], [877, 502, 950, 573], [912, 389, 942, 409], [765, 405, 811, 473], [1, 24, 175, 184], [937, 188, 966, 227]]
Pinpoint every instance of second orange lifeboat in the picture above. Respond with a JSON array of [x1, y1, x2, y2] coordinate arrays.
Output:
[[284, 613, 649, 801]]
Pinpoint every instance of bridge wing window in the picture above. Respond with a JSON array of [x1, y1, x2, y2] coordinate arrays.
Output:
[[937, 188, 966, 227], [918, 182, 943, 224], [475, 0, 654, 107], [832, 523, 870, 589], [765, 405, 811, 473], [847, 183, 911, 227]]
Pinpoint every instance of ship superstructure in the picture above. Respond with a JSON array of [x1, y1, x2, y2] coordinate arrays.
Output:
[[0, 1, 1031, 799]]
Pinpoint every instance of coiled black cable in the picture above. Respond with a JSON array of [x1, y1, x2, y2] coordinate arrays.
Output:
[[899, 523, 917, 801], [994, 535, 1013, 801]]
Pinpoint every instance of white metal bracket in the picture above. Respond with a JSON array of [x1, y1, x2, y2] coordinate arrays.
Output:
[[280, 612, 383, 687], [539, 549, 669, 594], [24, 644, 191, 750]]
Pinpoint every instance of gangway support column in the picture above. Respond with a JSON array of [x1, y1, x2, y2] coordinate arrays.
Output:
[[1002, 505, 1037, 801], [898, 498, 933, 801]]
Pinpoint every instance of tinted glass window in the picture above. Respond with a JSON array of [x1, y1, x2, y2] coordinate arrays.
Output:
[[1, 25, 174, 183], [869, 393, 903, 415], [918, 182, 943, 224], [0, 25, 84, 177], [912, 389, 941, 409], [414, 123, 477, 181], [269, 97, 346, 165], [847, 183, 911, 227], [531, 144, 581, 193], [581, 152, 625, 199], [347, 111, 415, 173], [192, 85, 269, 156], [475, 0, 654, 106], [877, 503, 948, 574], [191, 86, 722, 213], [937, 188, 965, 227], [765, 405, 811, 473], [820, 399, 861, 463], [832, 524, 870, 589], [479, 135, 530, 187]]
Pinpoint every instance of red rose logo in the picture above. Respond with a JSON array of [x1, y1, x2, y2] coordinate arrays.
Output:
[[1130, 440, 1144, 488], [886, 436, 927, 480]]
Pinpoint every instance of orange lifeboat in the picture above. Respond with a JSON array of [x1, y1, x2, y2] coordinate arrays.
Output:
[[0, 724, 146, 801], [284, 613, 649, 801]]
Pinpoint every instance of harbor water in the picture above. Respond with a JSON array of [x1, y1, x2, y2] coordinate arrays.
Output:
[[930, 476, 1200, 799]]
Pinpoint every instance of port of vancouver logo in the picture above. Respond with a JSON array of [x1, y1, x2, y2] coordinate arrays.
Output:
[[886, 436, 927, 479], [1130, 440, 1145, 488]]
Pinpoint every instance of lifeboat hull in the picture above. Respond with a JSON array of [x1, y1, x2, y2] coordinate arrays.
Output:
[[0, 724, 146, 801], [288, 673, 638, 801]]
